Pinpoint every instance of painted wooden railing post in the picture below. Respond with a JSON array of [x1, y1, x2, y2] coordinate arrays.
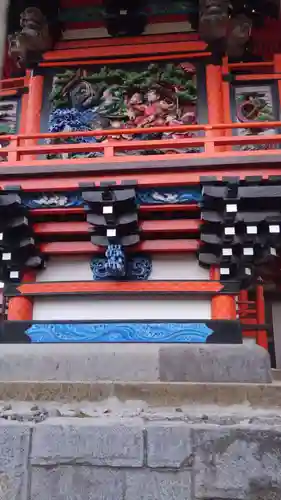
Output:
[[256, 283, 268, 350]]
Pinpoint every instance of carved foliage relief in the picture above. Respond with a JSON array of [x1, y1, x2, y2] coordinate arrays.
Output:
[[0, 99, 17, 134], [0, 98, 18, 161], [48, 62, 198, 158]]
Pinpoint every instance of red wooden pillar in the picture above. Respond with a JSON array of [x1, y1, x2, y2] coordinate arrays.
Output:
[[221, 57, 232, 124], [274, 54, 281, 111], [210, 267, 237, 320], [205, 63, 224, 152], [24, 72, 44, 160], [7, 271, 36, 320], [256, 283, 268, 350]]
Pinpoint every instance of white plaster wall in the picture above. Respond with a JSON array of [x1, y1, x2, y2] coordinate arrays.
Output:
[[33, 254, 211, 321], [33, 297, 211, 321], [36, 254, 210, 282]]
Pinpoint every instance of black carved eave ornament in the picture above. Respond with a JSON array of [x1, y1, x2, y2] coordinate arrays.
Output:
[[198, 178, 281, 287], [197, 0, 279, 59], [102, 0, 147, 37]]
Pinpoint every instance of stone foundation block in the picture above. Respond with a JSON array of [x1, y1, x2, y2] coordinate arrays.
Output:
[[30, 466, 124, 500], [159, 344, 272, 383], [125, 470, 192, 500], [0, 422, 31, 500], [31, 418, 144, 467], [146, 422, 193, 468], [193, 425, 281, 499]]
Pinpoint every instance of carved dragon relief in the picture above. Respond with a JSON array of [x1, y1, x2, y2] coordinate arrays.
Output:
[[8, 7, 53, 69]]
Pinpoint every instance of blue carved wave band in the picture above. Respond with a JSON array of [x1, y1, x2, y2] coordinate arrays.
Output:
[[26, 322, 213, 343], [91, 255, 152, 280]]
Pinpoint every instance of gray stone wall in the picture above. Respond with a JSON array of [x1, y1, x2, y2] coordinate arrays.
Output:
[[2, 417, 281, 499]]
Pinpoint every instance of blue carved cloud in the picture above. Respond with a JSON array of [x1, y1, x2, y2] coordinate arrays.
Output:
[[90, 255, 152, 281]]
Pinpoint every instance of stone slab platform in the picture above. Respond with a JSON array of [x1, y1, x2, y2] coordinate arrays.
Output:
[[2, 417, 281, 500], [0, 343, 272, 383]]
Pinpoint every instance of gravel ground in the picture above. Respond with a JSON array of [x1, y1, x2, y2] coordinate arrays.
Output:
[[2, 399, 281, 424]]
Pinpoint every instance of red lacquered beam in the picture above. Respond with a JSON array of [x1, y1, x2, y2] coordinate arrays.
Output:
[[30, 204, 200, 217], [33, 219, 201, 235], [31, 207, 85, 216], [40, 239, 200, 254], [10, 280, 223, 297], [39, 52, 211, 67], [3, 168, 281, 191], [43, 41, 207, 61]]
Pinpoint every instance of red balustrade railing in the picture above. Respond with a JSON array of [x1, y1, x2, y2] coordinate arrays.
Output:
[[0, 121, 281, 164]]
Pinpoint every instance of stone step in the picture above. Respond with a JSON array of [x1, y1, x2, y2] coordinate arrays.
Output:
[[272, 369, 281, 380], [1, 380, 281, 407], [0, 343, 272, 383]]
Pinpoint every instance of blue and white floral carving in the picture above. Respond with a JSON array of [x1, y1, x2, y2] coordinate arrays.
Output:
[[137, 188, 202, 204], [23, 193, 84, 209], [23, 188, 202, 209], [90, 255, 152, 281], [26, 322, 213, 343]]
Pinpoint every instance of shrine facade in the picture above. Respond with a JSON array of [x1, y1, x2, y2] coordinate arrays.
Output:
[[1, 0, 281, 365]]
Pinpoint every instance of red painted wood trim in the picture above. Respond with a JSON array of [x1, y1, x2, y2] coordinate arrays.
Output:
[[228, 61, 273, 70], [31, 207, 84, 216], [30, 204, 200, 217], [256, 284, 268, 350], [40, 239, 200, 254], [16, 280, 223, 296], [39, 52, 211, 67], [43, 41, 207, 61], [55, 33, 200, 50], [4, 167, 281, 192], [139, 203, 199, 213], [0, 77, 25, 89], [0, 89, 18, 97], [7, 121, 281, 140], [235, 74, 281, 81], [33, 219, 201, 235], [11, 133, 281, 159]]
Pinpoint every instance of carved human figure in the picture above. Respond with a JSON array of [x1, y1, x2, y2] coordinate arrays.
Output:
[[125, 92, 145, 123]]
